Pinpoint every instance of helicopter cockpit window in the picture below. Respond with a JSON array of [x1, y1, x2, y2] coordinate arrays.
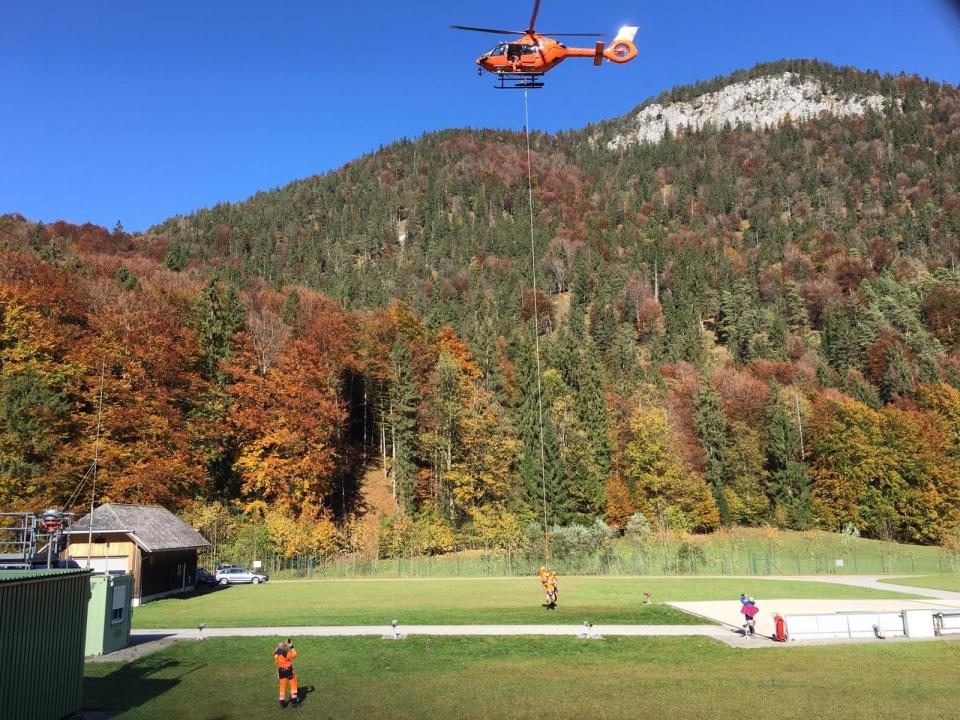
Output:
[[508, 43, 538, 56], [486, 43, 537, 57]]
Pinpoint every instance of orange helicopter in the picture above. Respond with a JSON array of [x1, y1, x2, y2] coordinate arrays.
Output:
[[452, 0, 638, 89]]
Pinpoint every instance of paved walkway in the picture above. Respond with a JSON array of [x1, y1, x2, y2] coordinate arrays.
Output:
[[777, 574, 960, 601], [131, 624, 726, 640]]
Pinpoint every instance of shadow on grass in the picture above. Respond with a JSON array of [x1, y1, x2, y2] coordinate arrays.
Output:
[[83, 656, 206, 714], [126, 632, 177, 646], [296, 685, 317, 707], [153, 585, 229, 601]]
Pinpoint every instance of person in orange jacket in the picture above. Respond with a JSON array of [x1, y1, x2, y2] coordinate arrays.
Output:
[[546, 571, 559, 609], [274, 638, 299, 708], [538, 566, 558, 609], [538, 566, 550, 604]]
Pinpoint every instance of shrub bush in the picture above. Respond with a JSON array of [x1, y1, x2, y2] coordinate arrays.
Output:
[[523, 519, 616, 560], [378, 511, 455, 558]]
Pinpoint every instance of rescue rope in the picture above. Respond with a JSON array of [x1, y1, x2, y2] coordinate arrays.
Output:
[[523, 89, 550, 564]]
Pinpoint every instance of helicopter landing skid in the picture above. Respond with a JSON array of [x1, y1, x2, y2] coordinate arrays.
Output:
[[495, 74, 545, 90]]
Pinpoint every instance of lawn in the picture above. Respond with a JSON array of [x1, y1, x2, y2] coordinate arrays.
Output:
[[882, 574, 960, 592], [132, 576, 924, 629], [84, 635, 960, 719]]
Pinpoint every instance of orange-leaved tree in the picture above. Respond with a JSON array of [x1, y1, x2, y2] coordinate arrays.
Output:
[[228, 302, 350, 520]]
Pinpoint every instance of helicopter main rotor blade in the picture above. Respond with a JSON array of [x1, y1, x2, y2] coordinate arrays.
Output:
[[528, 0, 541, 34], [539, 32, 606, 37], [450, 25, 528, 35]]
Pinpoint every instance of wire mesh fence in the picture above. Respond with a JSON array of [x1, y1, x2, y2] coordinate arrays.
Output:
[[234, 544, 957, 580]]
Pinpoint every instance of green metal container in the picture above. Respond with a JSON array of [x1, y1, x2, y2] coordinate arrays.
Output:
[[0, 568, 91, 720], [85, 574, 133, 656]]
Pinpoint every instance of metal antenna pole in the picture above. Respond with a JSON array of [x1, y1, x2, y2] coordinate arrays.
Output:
[[87, 359, 106, 570]]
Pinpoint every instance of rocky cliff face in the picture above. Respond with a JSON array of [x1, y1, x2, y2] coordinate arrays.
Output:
[[607, 72, 890, 150]]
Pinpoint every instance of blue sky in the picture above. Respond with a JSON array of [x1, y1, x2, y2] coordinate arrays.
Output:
[[2, 1, 958, 231]]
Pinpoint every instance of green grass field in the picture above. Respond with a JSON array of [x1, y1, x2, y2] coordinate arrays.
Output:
[[84, 636, 960, 719], [132, 577, 924, 629], [882, 574, 960, 592]]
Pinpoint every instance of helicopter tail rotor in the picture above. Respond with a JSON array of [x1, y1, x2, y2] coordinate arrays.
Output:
[[603, 26, 639, 64]]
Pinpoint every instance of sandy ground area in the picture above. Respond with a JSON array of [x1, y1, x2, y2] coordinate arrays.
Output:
[[667, 598, 960, 637]]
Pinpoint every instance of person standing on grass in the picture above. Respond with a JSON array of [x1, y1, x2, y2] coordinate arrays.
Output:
[[274, 638, 300, 708], [740, 595, 759, 637]]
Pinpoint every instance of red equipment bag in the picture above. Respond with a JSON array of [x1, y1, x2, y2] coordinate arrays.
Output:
[[773, 613, 786, 642]]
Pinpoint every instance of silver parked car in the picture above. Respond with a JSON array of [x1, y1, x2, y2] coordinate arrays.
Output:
[[215, 566, 269, 585]]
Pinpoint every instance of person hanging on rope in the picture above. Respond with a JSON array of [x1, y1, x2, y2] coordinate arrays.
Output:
[[546, 570, 559, 609], [538, 566, 558, 609], [538, 566, 553, 608], [538, 566, 550, 597]]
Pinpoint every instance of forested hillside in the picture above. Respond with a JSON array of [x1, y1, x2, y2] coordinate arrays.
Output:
[[4, 60, 960, 559]]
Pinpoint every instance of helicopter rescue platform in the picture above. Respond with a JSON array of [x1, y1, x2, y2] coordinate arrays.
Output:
[[452, 0, 638, 89]]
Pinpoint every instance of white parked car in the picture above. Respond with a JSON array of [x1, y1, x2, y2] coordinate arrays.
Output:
[[215, 566, 269, 585]]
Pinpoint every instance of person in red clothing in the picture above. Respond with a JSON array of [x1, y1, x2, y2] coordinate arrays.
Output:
[[274, 638, 299, 708], [740, 595, 759, 637]]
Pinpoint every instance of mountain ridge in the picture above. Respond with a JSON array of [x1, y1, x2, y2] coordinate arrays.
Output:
[[3, 58, 960, 552]]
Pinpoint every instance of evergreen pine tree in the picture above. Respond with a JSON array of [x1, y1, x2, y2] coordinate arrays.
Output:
[[28, 222, 46, 249], [163, 240, 190, 272], [695, 379, 732, 525], [512, 335, 545, 510], [589, 302, 617, 354], [577, 339, 612, 479], [540, 416, 572, 525], [571, 251, 592, 312], [782, 282, 810, 330], [881, 343, 913, 401], [282, 289, 301, 324], [388, 341, 419, 514], [843, 374, 882, 409], [767, 315, 788, 361], [192, 279, 245, 381], [821, 303, 857, 373], [764, 384, 813, 528]]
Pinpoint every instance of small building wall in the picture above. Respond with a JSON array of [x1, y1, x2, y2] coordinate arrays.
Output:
[[140, 549, 198, 603], [66, 536, 200, 605], [66, 536, 137, 574], [86, 574, 133, 656], [0, 569, 90, 720]]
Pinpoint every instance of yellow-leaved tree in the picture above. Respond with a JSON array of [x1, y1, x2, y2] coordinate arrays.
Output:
[[621, 404, 719, 532]]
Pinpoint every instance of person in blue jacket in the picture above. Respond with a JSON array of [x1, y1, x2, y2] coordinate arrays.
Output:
[[740, 594, 759, 636]]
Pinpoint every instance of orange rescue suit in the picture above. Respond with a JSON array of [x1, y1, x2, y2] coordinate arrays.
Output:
[[274, 646, 299, 703]]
